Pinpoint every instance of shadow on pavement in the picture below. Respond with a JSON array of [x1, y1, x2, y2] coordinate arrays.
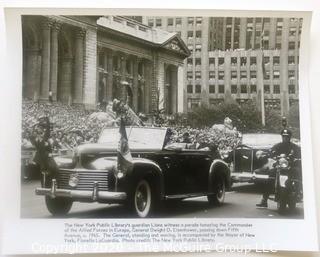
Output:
[[49, 199, 229, 219], [231, 183, 265, 194]]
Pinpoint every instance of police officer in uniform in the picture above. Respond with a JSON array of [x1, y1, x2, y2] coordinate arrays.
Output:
[[271, 129, 300, 159], [256, 128, 301, 208]]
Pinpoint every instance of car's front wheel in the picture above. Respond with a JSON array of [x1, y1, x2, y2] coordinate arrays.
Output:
[[45, 196, 73, 216], [208, 174, 226, 206]]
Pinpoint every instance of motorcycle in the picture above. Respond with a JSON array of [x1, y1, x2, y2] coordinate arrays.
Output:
[[271, 153, 303, 214]]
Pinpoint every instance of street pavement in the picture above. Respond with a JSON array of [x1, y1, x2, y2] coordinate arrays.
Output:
[[21, 180, 304, 219]]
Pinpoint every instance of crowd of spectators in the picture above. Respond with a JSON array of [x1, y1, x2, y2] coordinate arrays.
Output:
[[21, 100, 117, 152], [21, 100, 241, 156], [168, 119, 241, 154]]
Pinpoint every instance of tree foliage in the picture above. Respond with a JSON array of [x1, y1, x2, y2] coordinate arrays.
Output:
[[184, 102, 262, 133]]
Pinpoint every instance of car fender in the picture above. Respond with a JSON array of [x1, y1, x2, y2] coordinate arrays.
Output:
[[129, 158, 165, 199], [208, 159, 231, 190]]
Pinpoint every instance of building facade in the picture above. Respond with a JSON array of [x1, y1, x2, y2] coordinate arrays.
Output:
[[143, 16, 302, 116], [22, 15, 190, 114]]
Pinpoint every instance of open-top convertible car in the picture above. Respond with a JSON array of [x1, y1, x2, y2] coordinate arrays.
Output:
[[36, 127, 231, 217], [230, 133, 300, 183]]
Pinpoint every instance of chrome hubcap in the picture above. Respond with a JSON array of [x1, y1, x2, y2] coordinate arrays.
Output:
[[217, 180, 225, 199], [136, 184, 148, 212]]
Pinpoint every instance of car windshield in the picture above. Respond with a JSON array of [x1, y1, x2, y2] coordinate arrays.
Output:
[[242, 134, 301, 148], [242, 134, 282, 148], [98, 127, 167, 150]]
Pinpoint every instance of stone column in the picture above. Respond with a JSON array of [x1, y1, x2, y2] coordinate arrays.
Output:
[[73, 28, 86, 104], [132, 56, 139, 112], [83, 27, 97, 109], [59, 56, 73, 103], [144, 60, 151, 114], [106, 50, 113, 102], [40, 18, 53, 100], [96, 46, 104, 103], [177, 65, 184, 113], [50, 21, 61, 101], [103, 50, 108, 102], [170, 65, 178, 114], [151, 51, 160, 112], [24, 49, 41, 100], [164, 64, 170, 114]]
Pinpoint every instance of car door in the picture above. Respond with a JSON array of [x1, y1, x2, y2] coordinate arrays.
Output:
[[233, 145, 253, 181], [178, 150, 212, 194], [156, 149, 206, 196], [151, 149, 187, 196]]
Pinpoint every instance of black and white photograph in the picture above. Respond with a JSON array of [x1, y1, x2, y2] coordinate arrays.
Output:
[[20, 14, 305, 219], [2, 0, 320, 254]]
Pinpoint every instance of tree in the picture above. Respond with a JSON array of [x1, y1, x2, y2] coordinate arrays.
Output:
[[184, 102, 262, 133], [288, 103, 300, 138]]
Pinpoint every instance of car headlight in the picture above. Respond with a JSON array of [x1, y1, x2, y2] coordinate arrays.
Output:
[[279, 158, 289, 168], [89, 158, 117, 171], [54, 156, 74, 167]]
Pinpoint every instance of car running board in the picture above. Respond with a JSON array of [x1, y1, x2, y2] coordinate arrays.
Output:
[[165, 192, 211, 200]]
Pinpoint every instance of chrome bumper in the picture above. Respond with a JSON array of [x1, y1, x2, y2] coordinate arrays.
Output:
[[231, 172, 270, 182], [35, 179, 126, 201]]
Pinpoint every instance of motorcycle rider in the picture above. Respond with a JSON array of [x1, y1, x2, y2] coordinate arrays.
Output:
[[271, 129, 300, 159], [256, 129, 301, 208]]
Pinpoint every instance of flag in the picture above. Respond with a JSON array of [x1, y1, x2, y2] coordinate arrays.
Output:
[[117, 117, 133, 173], [112, 99, 144, 127], [260, 18, 266, 78], [260, 18, 266, 126]]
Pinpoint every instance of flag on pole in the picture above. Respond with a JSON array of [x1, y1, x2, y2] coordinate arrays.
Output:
[[117, 117, 133, 174], [260, 18, 266, 78], [260, 18, 266, 126]]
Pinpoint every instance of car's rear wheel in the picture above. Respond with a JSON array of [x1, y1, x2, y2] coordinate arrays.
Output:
[[208, 174, 226, 206], [45, 196, 73, 216], [133, 179, 153, 218]]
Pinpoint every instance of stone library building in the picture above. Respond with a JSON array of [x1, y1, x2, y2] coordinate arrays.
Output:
[[22, 15, 190, 114]]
